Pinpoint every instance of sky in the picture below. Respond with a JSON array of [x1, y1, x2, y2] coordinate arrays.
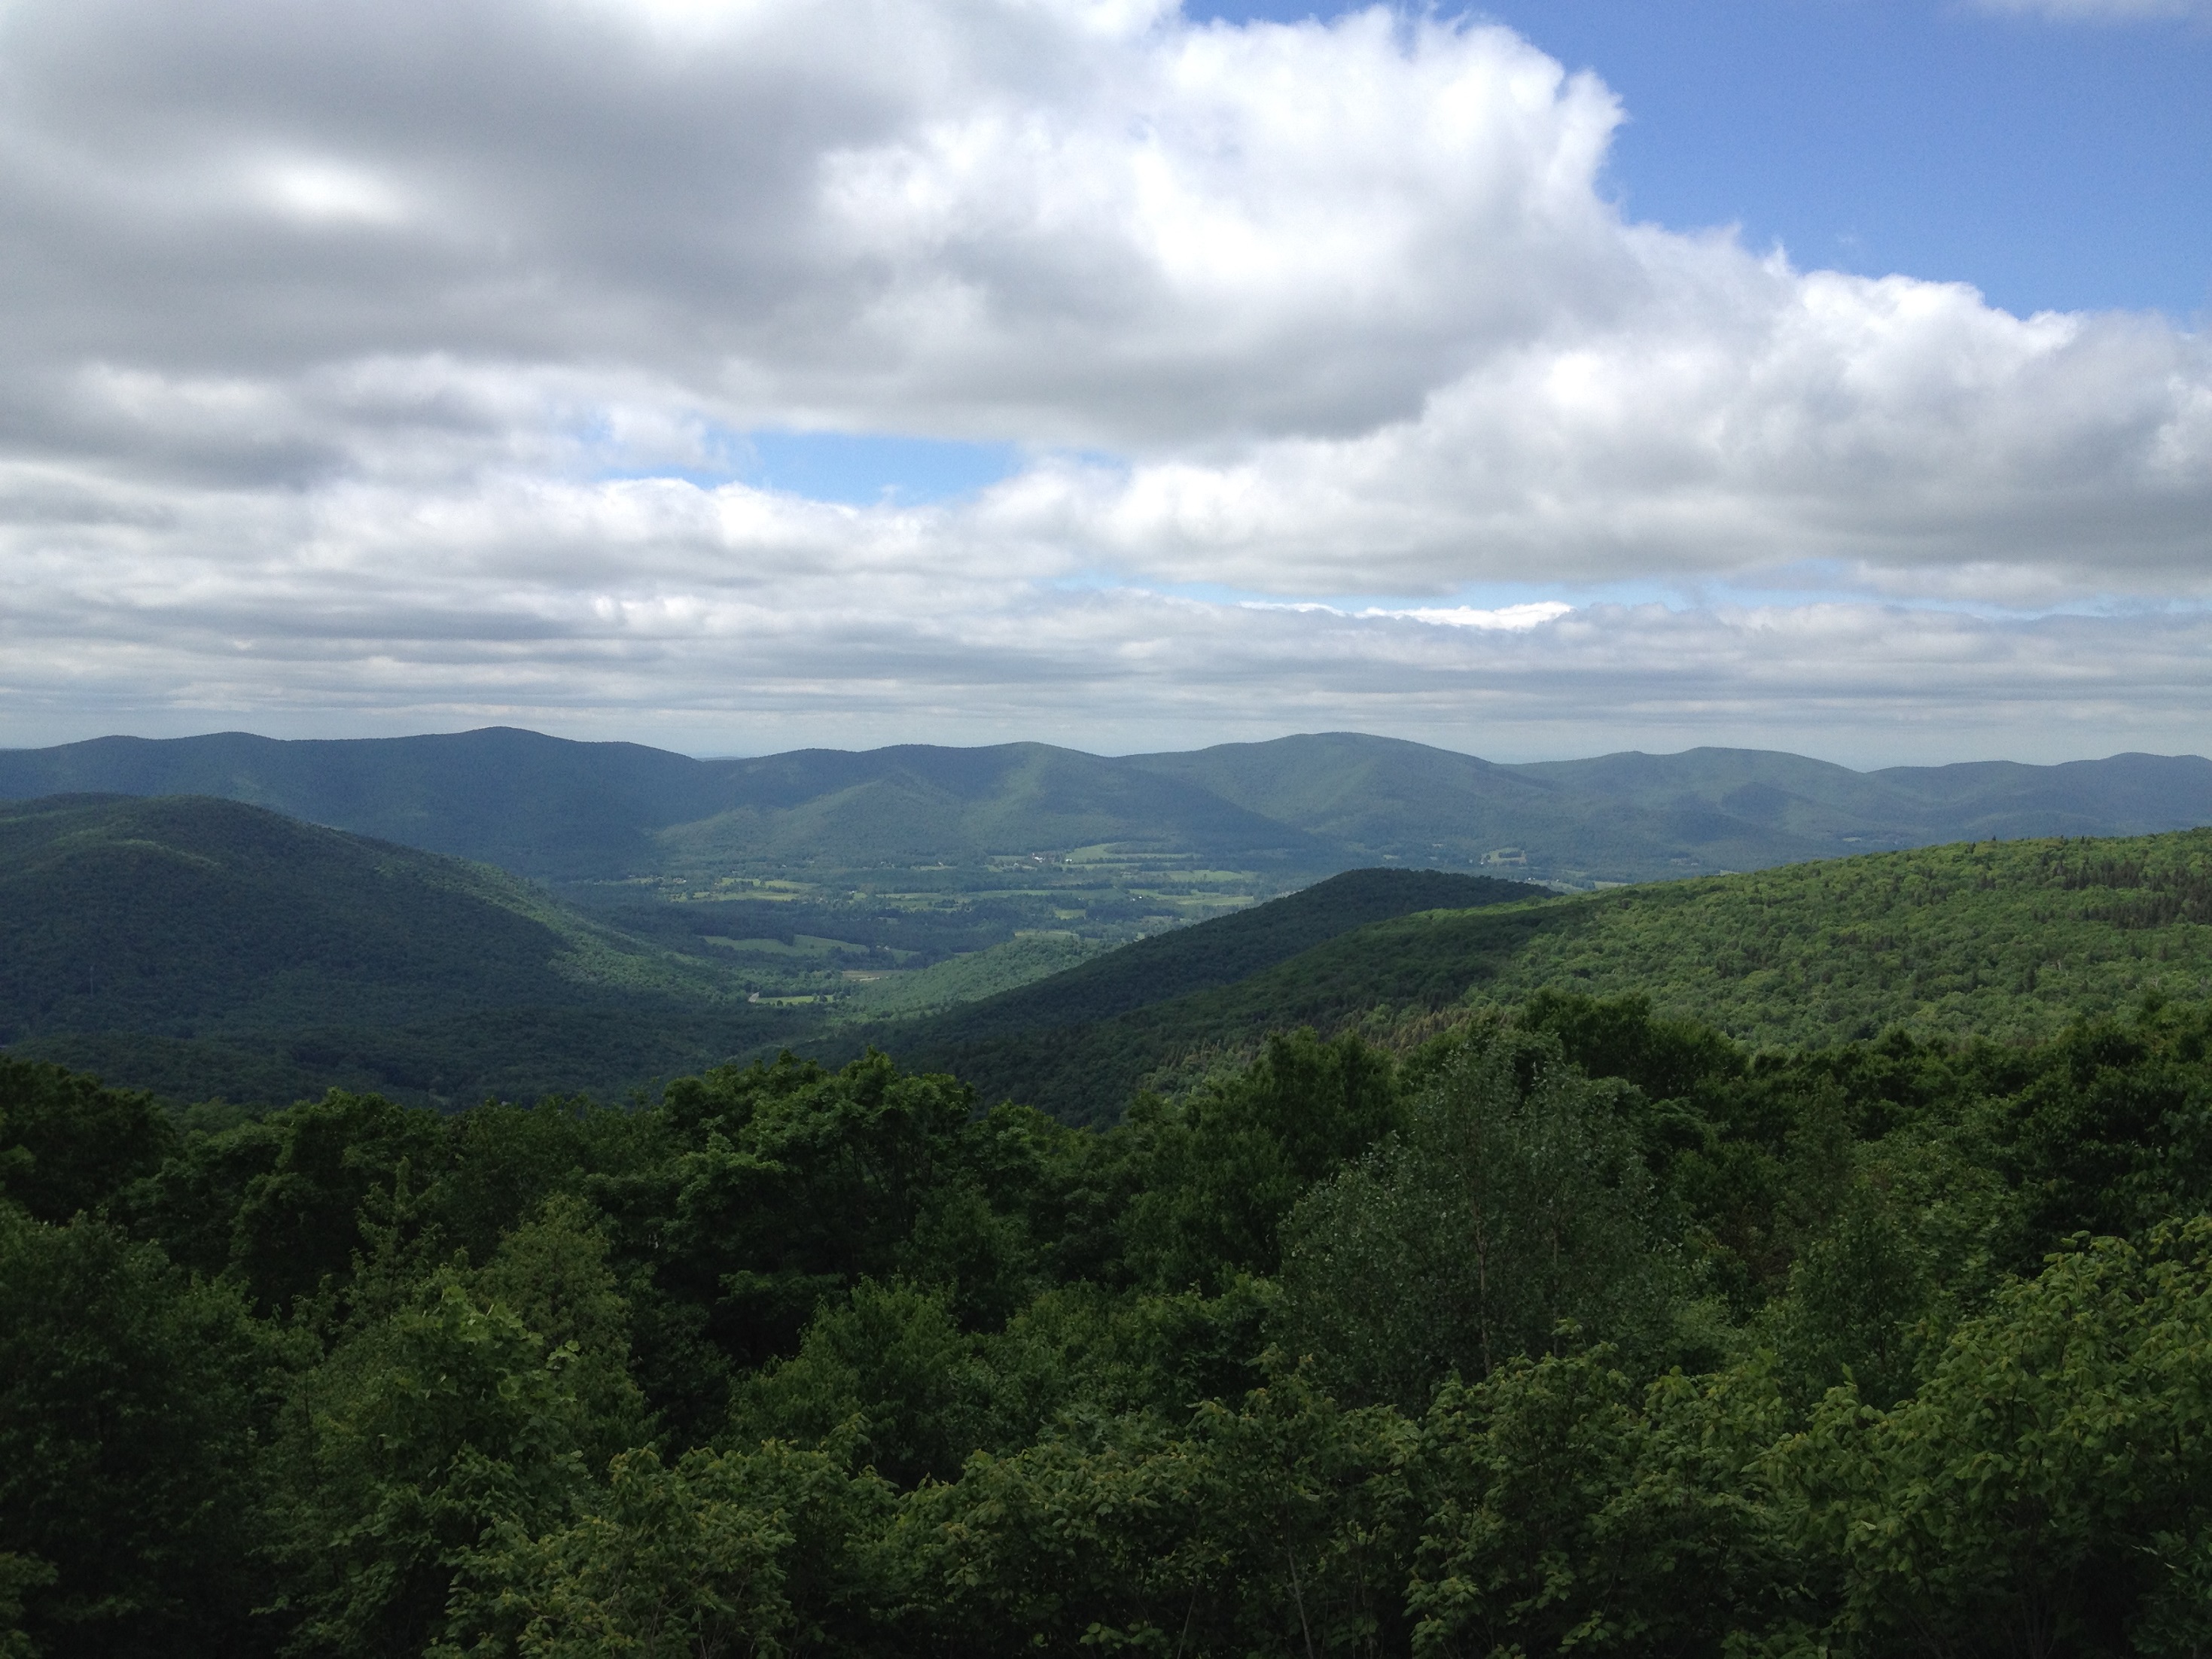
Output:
[[0, 0, 2206, 766]]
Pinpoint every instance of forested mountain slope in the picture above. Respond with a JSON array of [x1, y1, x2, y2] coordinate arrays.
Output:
[[1138, 735, 2212, 869], [1519, 745, 2212, 846], [6, 726, 2210, 885], [1123, 732, 1844, 874], [864, 867, 1543, 1049], [17, 790, 2212, 1119], [0, 794, 801, 1105], [0, 730, 1329, 878], [869, 827, 2212, 1121], [1449, 827, 2212, 1047], [661, 741, 1330, 869], [873, 900, 1576, 1123], [0, 728, 720, 879]]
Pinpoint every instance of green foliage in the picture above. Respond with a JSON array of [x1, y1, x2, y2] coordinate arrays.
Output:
[[1407, 1353, 1793, 1657], [1121, 1028, 1403, 1291], [1784, 1219, 2212, 1657], [1279, 1030, 1667, 1411], [0, 1209, 292, 1658], [440, 1441, 894, 1659], [730, 1280, 990, 1487], [646, 1051, 978, 1368], [967, 1277, 1282, 1444], [1516, 988, 1746, 1104], [266, 1280, 598, 1658], [888, 1362, 1416, 1657], [17, 980, 2212, 1654], [0, 1554, 57, 1659], [0, 1055, 176, 1222], [1761, 1179, 1941, 1410], [467, 1196, 654, 1467], [1464, 831, 2212, 1049], [1973, 1005, 2212, 1268]]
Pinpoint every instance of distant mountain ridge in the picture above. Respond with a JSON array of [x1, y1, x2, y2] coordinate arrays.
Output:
[[5, 726, 2210, 885]]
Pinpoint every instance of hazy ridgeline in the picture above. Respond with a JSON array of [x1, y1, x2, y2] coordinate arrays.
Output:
[[8, 726, 2211, 887]]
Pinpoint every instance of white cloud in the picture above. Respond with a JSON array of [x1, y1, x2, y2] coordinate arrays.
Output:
[[0, 0, 2204, 759], [3, 472, 2208, 763], [1379, 604, 1574, 629], [1974, 0, 2210, 20], [0, 0, 1628, 443], [253, 158, 415, 227], [981, 267, 2212, 597], [1249, 600, 1576, 630]]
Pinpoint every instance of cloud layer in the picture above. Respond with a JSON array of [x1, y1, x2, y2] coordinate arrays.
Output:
[[0, 0, 2204, 760], [1976, 0, 2210, 21]]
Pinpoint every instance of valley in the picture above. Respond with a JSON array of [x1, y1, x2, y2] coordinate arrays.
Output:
[[10, 731, 2212, 1655], [8, 736, 2212, 1118]]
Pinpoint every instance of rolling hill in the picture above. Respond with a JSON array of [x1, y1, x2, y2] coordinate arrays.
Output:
[[0, 729, 721, 880], [0, 793, 806, 1105], [13, 783, 2212, 1121], [854, 866, 1543, 1055], [1514, 747, 2212, 849], [845, 899, 1574, 1125], [0, 803, 1543, 1113], [655, 741, 1330, 870], [5, 726, 2210, 887], [840, 827, 2212, 1122], [0, 730, 1329, 881], [1443, 827, 2212, 1048]]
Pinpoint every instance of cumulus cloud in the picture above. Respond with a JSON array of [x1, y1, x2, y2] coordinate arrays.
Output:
[[1975, 0, 2210, 20], [982, 266, 2212, 596], [3, 472, 2207, 763], [0, 0, 2204, 757], [0, 0, 1626, 446]]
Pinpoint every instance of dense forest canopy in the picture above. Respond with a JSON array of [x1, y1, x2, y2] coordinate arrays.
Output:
[[9, 985, 2212, 1656], [838, 830, 2212, 1124]]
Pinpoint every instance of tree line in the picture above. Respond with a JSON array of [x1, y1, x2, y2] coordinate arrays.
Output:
[[6, 990, 2212, 1655]]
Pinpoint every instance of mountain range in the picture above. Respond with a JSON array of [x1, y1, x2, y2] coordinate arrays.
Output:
[[5, 726, 2210, 885]]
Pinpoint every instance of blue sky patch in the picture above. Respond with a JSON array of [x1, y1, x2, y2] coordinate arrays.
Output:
[[742, 432, 1024, 505], [1198, 0, 2212, 319]]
